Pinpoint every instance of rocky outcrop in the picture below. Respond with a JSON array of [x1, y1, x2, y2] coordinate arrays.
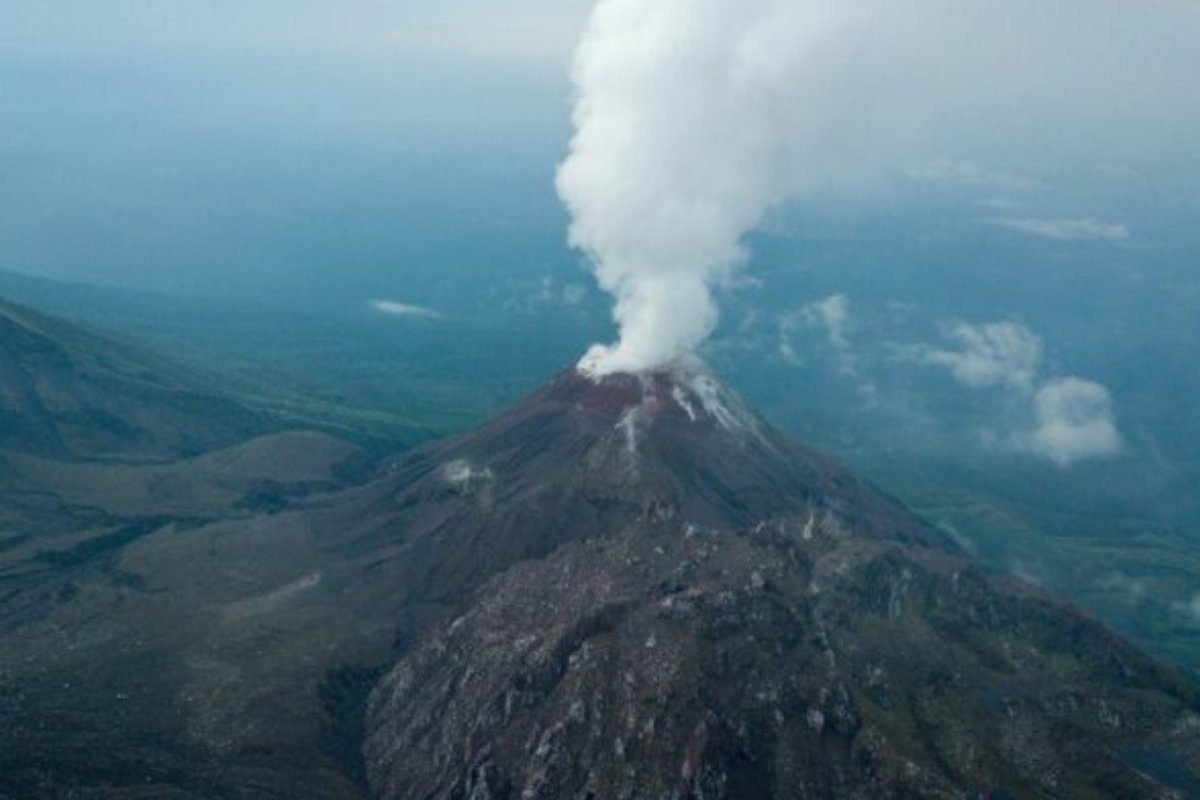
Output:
[[366, 512, 1200, 798]]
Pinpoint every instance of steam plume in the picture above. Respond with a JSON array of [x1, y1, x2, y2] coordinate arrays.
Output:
[[557, 0, 829, 375], [557, 0, 1200, 376]]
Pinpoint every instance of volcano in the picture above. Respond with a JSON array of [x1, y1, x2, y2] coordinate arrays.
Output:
[[4, 357, 1198, 798], [323, 358, 949, 619], [359, 362, 1200, 799]]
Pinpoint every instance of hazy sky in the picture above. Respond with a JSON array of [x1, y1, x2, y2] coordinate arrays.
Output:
[[0, 2, 588, 299], [1, 0, 1197, 305], [1, 1, 591, 63]]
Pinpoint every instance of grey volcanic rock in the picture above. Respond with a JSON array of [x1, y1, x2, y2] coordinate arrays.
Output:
[[363, 363, 1200, 799]]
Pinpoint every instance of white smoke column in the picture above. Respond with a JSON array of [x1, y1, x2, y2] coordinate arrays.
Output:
[[557, 0, 1200, 377], [558, 0, 869, 376]]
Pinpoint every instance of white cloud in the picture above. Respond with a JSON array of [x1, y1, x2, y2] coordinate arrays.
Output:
[[800, 294, 852, 350], [779, 295, 876, 401], [913, 319, 1122, 467], [779, 294, 851, 364], [369, 299, 441, 319], [1018, 377, 1122, 466], [918, 321, 1043, 391], [993, 217, 1131, 242]]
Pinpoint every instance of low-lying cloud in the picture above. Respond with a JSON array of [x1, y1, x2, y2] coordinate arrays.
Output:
[[799, 295, 851, 351], [779, 294, 876, 401], [1019, 377, 1122, 466], [915, 320, 1121, 467], [369, 299, 442, 319], [916, 321, 1042, 391], [777, 295, 852, 365], [993, 217, 1131, 242]]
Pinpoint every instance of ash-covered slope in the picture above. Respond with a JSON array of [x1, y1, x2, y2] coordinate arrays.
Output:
[[295, 362, 948, 639], [363, 363, 1200, 800]]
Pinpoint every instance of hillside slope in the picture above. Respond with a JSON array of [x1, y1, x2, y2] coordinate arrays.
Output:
[[0, 298, 275, 460]]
